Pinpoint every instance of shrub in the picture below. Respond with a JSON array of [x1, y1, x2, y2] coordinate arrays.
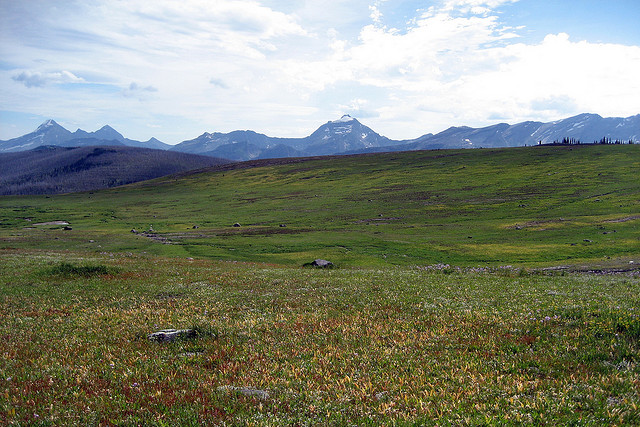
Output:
[[48, 262, 112, 277]]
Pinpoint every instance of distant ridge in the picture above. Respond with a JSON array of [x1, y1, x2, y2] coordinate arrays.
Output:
[[0, 120, 170, 152], [0, 145, 229, 195], [169, 113, 639, 160], [1, 113, 638, 161]]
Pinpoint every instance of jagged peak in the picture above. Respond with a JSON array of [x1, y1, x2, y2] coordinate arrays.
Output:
[[36, 119, 60, 132], [331, 114, 356, 123], [566, 112, 602, 121]]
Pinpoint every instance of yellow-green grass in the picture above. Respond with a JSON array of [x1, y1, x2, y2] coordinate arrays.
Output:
[[1, 145, 638, 268], [0, 250, 638, 425]]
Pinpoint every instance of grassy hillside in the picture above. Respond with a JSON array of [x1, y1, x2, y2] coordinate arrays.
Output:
[[0, 145, 229, 195], [0, 144, 638, 267], [1, 145, 639, 425]]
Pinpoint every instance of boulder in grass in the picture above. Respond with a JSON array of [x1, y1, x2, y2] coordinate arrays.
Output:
[[148, 329, 196, 342], [303, 259, 334, 268]]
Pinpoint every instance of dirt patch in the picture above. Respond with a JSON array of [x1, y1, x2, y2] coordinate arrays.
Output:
[[355, 217, 403, 224], [212, 227, 314, 237], [33, 221, 69, 226], [136, 227, 312, 244], [604, 215, 640, 223], [139, 232, 175, 244], [507, 218, 567, 229]]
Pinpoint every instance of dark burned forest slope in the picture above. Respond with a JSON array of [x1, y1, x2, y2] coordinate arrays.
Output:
[[0, 145, 229, 195]]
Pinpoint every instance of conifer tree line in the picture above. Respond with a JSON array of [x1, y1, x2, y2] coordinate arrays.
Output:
[[540, 137, 635, 145]]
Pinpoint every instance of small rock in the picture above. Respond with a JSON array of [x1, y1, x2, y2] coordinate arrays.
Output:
[[279, 224, 287, 227], [131, 229, 138, 233], [63, 226, 72, 231], [192, 225, 199, 229], [178, 351, 203, 358], [148, 329, 196, 342], [310, 259, 333, 268], [607, 397, 622, 406], [375, 391, 389, 401], [583, 239, 593, 243], [233, 223, 241, 227]]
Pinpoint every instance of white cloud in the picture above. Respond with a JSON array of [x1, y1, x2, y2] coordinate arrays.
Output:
[[1, 0, 639, 142], [209, 78, 229, 89], [272, 3, 640, 137], [12, 70, 84, 88], [275, 6, 520, 99], [442, 0, 519, 14], [369, 5, 383, 23], [452, 33, 640, 123], [122, 82, 158, 99]]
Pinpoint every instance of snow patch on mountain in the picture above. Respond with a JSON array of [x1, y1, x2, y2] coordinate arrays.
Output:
[[332, 115, 355, 123], [36, 119, 57, 132]]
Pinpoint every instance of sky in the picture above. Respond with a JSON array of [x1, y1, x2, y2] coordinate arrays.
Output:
[[1, 0, 639, 144]]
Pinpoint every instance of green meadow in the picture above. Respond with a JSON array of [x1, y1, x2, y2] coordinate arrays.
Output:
[[1, 145, 639, 267], [1, 145, 639, 425]]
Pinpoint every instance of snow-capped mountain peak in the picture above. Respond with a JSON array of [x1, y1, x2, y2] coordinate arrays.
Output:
[[332, 114, 356, 123], [36, 119, 59, 132]]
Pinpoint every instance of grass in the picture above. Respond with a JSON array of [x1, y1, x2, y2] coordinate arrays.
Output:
[[0, 145, 638, 267], [0, 250, 638, 425], [0, 146, 638, 424]]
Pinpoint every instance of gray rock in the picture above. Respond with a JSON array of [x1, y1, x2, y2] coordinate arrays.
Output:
[[233, 223, 241, 227], [148, 329, 196, 342], [375, 391, 389, 401], [311, 259, 333, 268]]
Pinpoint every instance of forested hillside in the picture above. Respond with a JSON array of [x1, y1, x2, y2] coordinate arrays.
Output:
[[0, 145, 229, 195]]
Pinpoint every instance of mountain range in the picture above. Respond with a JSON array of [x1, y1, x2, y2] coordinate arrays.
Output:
[[0, 119, 170, 152], [1, 113, 638, 162]]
